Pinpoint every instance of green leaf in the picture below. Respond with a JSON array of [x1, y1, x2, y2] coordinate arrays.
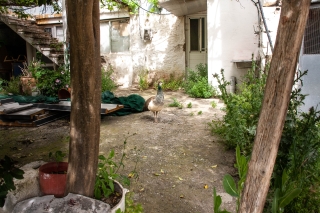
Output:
[[94, 186, 101, 200], [98, 155, 106, 160], [279, 188, 302, 208], [222, 174, 238, 197], [213, 188, 222, 213], [10, 168, 24, 179], [108, 150, 115, 159], [115, 208, 123, 213], [281, 169, 288, 193], [109, 179, 114, 192], [272, 188, 280, 213]]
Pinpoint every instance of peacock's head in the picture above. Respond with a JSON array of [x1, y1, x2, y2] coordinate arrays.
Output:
[[158, 81, 163, 89]]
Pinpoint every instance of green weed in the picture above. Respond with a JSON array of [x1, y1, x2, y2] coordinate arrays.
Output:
[[169, 98, 183, 109], [138, 69, 149, 90], [101, 64, 117, 92], [187, 102, 192, 108], [211, 101, 217, 108]]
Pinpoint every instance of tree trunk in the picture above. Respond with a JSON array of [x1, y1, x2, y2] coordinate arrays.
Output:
[[239, 0, 310, 212], [65, 0, 101, 197]]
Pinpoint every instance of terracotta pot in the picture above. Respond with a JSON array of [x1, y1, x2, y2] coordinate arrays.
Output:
[[20, 77, 36, 95], [39, 162, 68, 198]]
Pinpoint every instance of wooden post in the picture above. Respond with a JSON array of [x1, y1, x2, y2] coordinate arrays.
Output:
[[239, 0, 311, 212]]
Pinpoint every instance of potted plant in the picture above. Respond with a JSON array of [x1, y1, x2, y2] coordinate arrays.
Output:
[[38, 151, 67, 198], [94, 133, 138, 213], [19, 61, 37, 95]]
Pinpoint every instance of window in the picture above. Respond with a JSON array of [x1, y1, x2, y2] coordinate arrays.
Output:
[[189, 17, 206, 52], [56, 26, 64, 42], [100, 19, 130, 54], [304, 7, 320, 54]]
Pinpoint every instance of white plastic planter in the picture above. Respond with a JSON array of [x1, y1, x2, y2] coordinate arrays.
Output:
[[111, 180, 129, 213]]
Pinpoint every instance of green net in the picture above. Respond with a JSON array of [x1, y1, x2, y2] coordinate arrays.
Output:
[[0, 95, 60, 104], [101, 91, 145, 116], [0, 92, 146, 116]]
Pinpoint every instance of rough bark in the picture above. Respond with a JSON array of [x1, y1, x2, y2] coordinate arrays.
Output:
[[65, 0, 101, 197], [239, 0, 311, 212]]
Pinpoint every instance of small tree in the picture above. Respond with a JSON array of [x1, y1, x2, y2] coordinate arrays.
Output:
[[65, 0, 101, 196]]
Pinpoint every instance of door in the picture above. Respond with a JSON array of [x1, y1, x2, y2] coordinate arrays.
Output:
[[186, 16, 207, 71], [299, 4, 320, 112]]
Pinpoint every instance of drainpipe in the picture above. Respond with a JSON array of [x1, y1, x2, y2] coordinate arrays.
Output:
[[257, 0, 274, 53]]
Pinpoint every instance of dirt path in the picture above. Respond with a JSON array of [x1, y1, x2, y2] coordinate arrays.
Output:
[[0, 88, 236, 212]]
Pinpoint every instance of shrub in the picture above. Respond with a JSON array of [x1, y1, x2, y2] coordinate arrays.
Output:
[[184, 63, 217, 98], [1, 76, 21, 95], [210, 61, 320, 212], [210, 60, 266, 154], [271, 70, 320, 213], [34, 66, 70, 97], [102, 64, 117, 92]]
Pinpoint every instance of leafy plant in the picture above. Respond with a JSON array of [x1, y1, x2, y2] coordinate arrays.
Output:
[[210, 62, 320, 212], [187, 102, 192, 108], [271, 170, 302, 213], [211, 101, 217, 108], [197, 111, 202, 115], [184, 63, 217, 98], [48, 150, 66, 162], [0, 78, 5, 94], [50, 42, 64, 51], [222, 145, 248, 211], [213, 188, 230, 213], [102, 64, 117, 92], [168, 97, 182, 109], [115, 192, 144, 213], [271, 70, 320, 213], [210, 59, 266, 154], [1, 76, 20, 95], [138, 69, 149, 90], [0, 156, 24, 207], [30, 60, 70, 97], [94, 133, 138, 201]]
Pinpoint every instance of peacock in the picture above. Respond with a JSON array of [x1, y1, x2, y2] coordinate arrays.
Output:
[[143, 81, 164, 122]]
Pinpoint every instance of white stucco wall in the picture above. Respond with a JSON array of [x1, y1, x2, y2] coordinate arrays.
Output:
[[260, 6, 281, 65], [207, 0, 259, 91], [101, 9, 185, 88], [130, 12, 185, 86]]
